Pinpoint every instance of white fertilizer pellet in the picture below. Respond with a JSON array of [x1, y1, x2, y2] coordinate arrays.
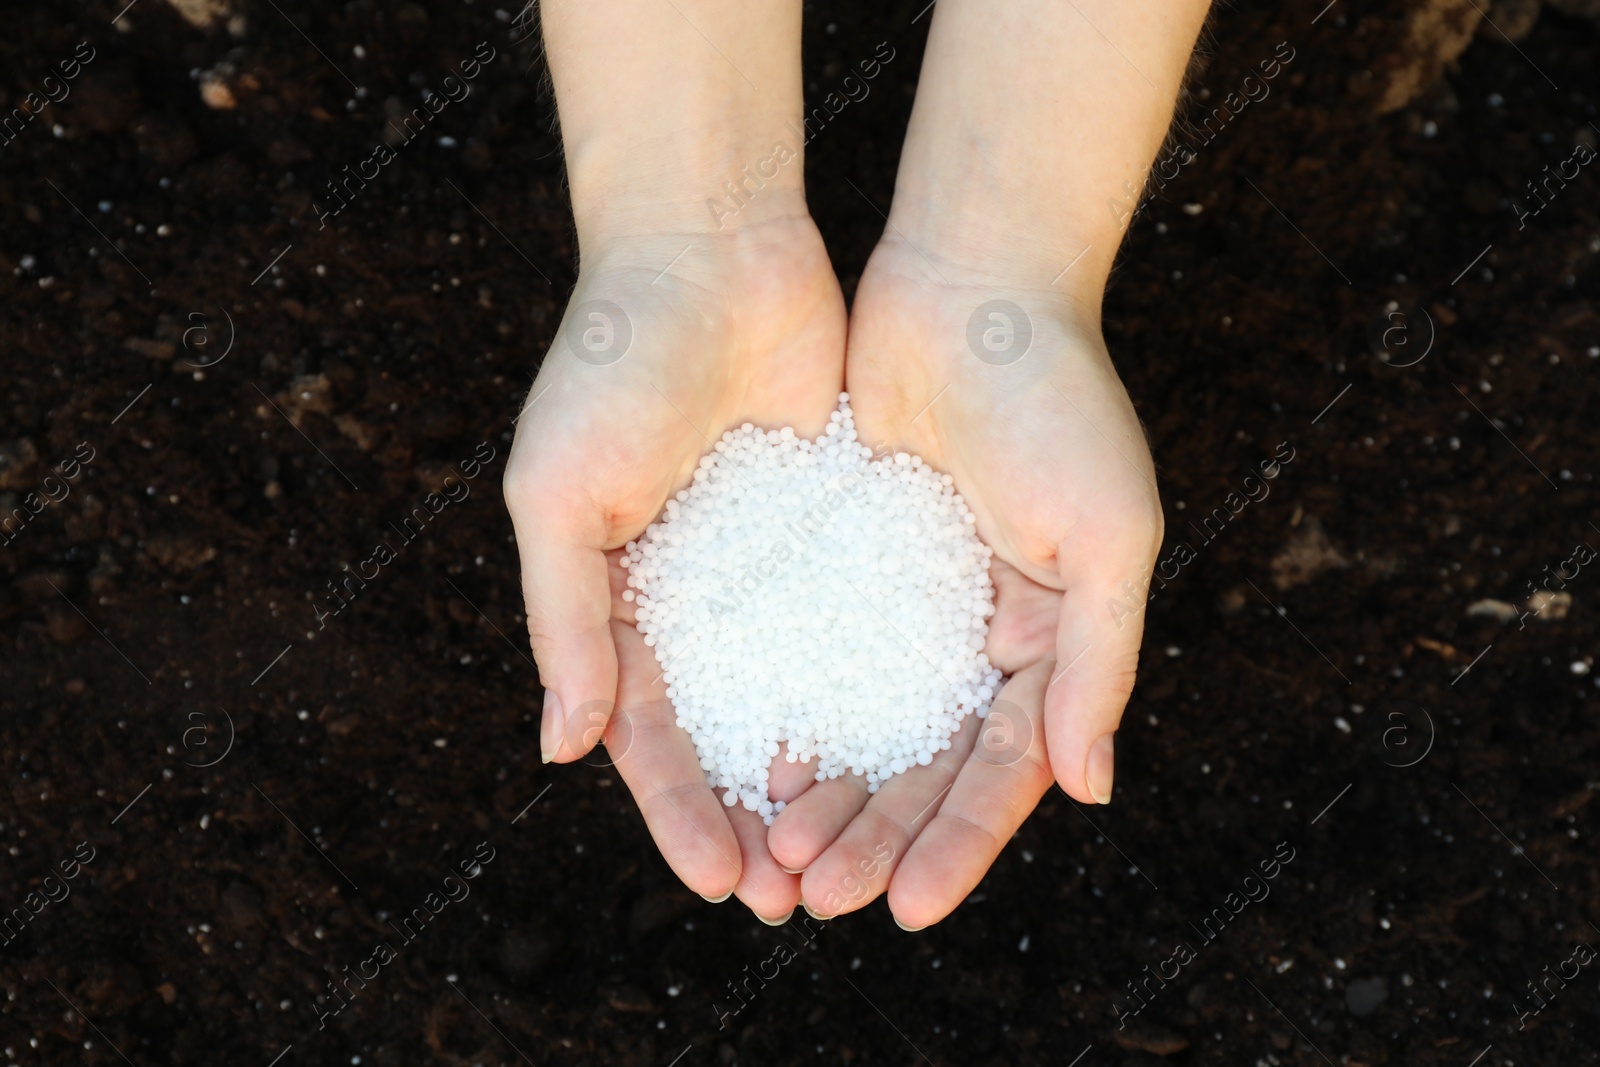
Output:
[[621, 393, 1003, 824]]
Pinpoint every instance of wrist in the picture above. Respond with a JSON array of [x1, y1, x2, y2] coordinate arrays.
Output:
[[869, 215, 1111, 337], [882, 168, 1118, 321], [878, 0, 1210, 318], [567, 124, 812, 251], [541, 0, 811, 250]]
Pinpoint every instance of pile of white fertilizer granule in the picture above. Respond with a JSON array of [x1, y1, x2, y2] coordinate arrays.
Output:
[[621, 393, 1004, 825]]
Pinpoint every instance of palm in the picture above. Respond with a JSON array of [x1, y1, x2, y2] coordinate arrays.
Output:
[[768, 240, 1163, 927], [506, 216, 846, 917]]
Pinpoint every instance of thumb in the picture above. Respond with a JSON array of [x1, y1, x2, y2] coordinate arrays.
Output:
[[1043, 524, 1155, 805], [507, 476, 619, 764]]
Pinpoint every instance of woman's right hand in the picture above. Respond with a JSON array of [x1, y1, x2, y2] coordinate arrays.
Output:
[[504, 207, 847, 920]]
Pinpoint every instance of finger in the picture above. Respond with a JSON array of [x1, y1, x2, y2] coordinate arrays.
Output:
[[608, 548, 638, 623], [982, 559, 1060, 673], [888, 659, 1054, 930], [613, 554, 822, 823], [724, 805, 802, 924], [505, 469, 618, 764], [1045, 502, 1159, 805], [766, 743, 820, 805], [798, 721, 974, 919], [607, 618, 742, 898], [770, 565, 1052, 888], [766, 772, 869, 875]]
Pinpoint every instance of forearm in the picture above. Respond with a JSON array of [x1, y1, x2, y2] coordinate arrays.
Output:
[[887, 0, 1212, 312], [542, 0, 810, 248]]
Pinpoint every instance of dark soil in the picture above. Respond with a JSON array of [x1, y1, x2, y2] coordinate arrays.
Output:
[[3, 1, 1599, 1065]]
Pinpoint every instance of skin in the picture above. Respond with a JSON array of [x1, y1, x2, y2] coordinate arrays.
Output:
[[507, 0, 1211, 927], [507, 0, 840, 921]]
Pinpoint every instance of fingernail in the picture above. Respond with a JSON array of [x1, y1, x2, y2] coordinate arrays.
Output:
[[1087, 732, 1115, 805], [778, 864, 807, 875], [540, 689, 563, 764], [700, 890, 733, 904], [757, 908, 795, 926], [802, 904, 833, 921], [893, 917, 927, 933]]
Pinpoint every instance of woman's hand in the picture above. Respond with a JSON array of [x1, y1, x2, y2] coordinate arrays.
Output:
[[763, 0, 1206, 929], [511, 0, 856, 922], [768, 236, 1164, 928], [505, 210, 846, 920]]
